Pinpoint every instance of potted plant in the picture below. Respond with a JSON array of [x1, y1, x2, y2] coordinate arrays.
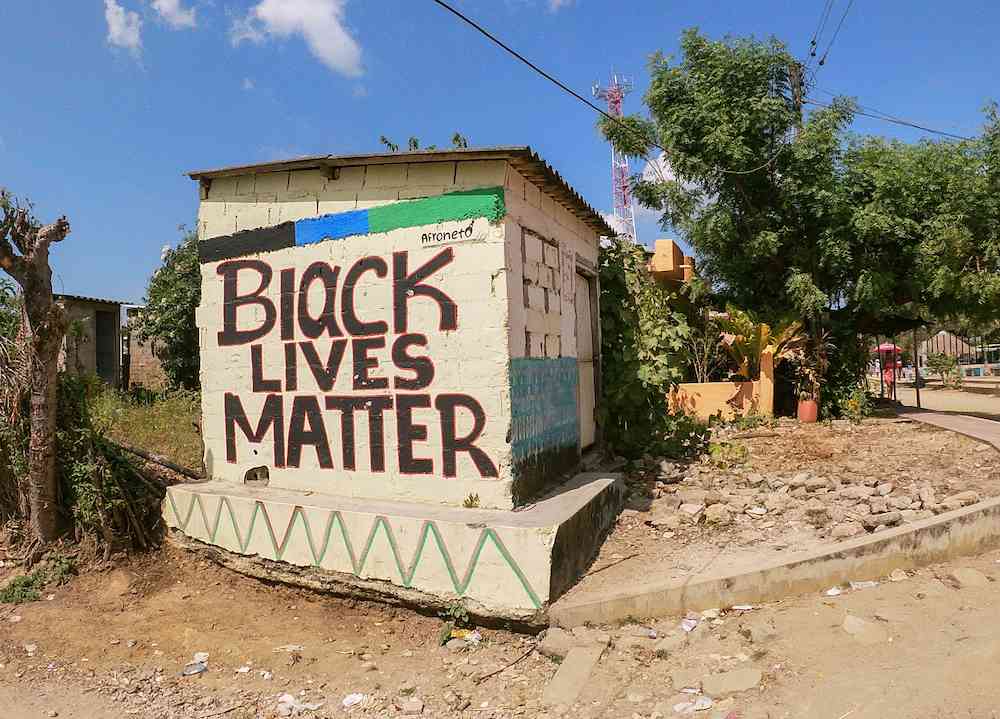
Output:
[[795, 361, 821, 423]]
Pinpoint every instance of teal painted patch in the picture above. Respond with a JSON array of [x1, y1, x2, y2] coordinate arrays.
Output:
[[509, 357, 580, 461]]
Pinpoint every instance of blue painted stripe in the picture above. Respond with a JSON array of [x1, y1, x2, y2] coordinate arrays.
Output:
[[295, 209, 370, 246]]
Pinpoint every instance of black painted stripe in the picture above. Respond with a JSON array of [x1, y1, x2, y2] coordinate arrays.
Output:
[[199, 222, 296, 263]]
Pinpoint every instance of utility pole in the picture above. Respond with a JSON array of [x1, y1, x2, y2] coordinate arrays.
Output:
[[593, 73, 638, 242]]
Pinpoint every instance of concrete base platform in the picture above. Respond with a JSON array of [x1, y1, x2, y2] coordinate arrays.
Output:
[[550, 494, 1000, 627], [163, 472, 624, 622]]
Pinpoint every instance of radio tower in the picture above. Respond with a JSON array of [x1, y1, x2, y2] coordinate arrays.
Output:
[[593, 73, 637, 242]]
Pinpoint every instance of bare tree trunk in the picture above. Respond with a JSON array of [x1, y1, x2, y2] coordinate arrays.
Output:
[[26, 307, 65, 541], [0, 192, 71, 545]]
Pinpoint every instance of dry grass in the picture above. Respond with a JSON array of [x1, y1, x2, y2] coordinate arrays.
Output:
[[93, 390, 203, 472]]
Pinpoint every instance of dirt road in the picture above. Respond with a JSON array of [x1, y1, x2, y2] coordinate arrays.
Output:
[[3, 543, 1000, 718]]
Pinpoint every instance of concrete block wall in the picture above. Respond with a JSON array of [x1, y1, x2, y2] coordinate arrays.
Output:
[[197, 160, 508, 241], [502, 167, 601, 501], [196, 170, 521, 510]]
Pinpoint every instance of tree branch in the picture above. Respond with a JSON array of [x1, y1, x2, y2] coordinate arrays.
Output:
[[35, 217, 70, 252], [0, 236, 27, 283]]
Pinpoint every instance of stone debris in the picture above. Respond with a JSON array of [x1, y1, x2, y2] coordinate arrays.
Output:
[[947, 567, 991, 588], [842, 614, 889, 645], [830, 521, 865, 539], [541, 645, 605, 707], [861, 511, 901, 531], [701, 667, 762, 697], [704, 504, 732, 525], [400, 697, 425, 715], [276, 693, 323, 717], [671, 667, 703, 692]]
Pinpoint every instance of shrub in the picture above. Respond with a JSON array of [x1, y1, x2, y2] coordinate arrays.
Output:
[[598, 238, 708, 458]]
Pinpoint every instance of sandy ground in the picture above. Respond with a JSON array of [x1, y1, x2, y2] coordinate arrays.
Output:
[[3, 545, 1000, 718], [3, 420, 1000, 718], [893, 384, 1000, 421]]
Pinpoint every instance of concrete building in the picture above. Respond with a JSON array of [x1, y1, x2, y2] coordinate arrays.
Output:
[[164, 147, 625, 620], [124, 306, 169, 391], [55, 294, 123, 386]]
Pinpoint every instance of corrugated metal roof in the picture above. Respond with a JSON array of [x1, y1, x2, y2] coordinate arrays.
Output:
[[54, 293, 128, 306], [187, 146, 615, 237]]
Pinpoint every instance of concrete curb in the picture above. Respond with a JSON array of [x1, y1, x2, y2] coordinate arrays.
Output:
[[550, 495, 1000, 627]]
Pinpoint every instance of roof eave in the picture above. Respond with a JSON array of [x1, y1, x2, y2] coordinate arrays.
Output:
[[186, 147, 615, 237]]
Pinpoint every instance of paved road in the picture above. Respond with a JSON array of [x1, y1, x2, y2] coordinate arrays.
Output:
[[890, 384, 1000, 421]]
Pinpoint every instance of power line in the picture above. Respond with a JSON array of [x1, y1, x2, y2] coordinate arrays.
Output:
[[804, 98, 974, 141], [817, 0, 856, 66], [428, 0, 784, 175], [808, 0, 836, 65], [813, 87, 974, 137]]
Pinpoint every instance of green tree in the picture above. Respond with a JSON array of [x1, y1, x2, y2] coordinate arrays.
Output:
[[135, 229, 201, 389], [926, 352, 958, 386], [600, 29, 1000, 414], [599, 238, 705, 457]]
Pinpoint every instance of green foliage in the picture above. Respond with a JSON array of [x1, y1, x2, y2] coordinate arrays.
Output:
[[91, 388, 202, 470], [0, 554, 76, 604], [462, 493, 480, 509], [440, 601, 470, 628], [706, 441, 748, 468], [728, 413, 777, 432], [0, 571, 45, 604], [599, 237, 708, 458], [926, 352, 963, 387], [0, 375, 164, 547], [600, 28, 1000, 403], [378, 132, 470, 153], [134, 230, 201, 390], [0, 278, 18, 339], [716, 307, 806, 379]]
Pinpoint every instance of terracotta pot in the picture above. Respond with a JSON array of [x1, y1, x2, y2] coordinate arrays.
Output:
[[797, 398, 819, 423]]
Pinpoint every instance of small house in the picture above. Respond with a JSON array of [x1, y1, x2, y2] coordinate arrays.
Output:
[[55, 294, 123, 386]]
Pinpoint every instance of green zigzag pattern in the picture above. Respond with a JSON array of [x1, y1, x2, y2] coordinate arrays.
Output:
[[166, 490, 541, 609]]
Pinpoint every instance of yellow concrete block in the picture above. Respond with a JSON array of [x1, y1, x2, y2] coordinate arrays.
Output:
[[326, 165, 365, 190], [407, 161, 456, 186], [399, 186, 450, 200], [357, 188, 399, 209], [287, 169, 327, 194], [317, 191, 358, 216], [255, 171, 290, 194], [524, 179, 541, 209], [235, 174, 255, 196], [364, 163, 407, 188], [207, 176, 238, 200], [456, 160, 506, 187]]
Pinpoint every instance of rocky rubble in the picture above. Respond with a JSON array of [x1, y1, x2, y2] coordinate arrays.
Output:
[[626, 423, 996, 549]]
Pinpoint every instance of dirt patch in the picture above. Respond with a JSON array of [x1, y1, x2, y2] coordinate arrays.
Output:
[[560, 418, 1000, 601], [0, 545, 554, 718]]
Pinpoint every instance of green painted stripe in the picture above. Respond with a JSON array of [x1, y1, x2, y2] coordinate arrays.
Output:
[[367, 187, 505, 235]]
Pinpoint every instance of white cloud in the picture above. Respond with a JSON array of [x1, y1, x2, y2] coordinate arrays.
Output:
[[230, 0, 363, 77], [105, 0, 142, 53], [548, 0, 575, 10], [152, 0, 197, 29], [242, 77, 255, 91]]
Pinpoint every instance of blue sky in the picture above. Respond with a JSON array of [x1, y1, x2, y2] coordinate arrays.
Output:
[[2, 0, 997, 302]]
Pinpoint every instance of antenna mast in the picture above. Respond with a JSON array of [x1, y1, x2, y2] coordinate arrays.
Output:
[[593, 73, 637, 242]]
